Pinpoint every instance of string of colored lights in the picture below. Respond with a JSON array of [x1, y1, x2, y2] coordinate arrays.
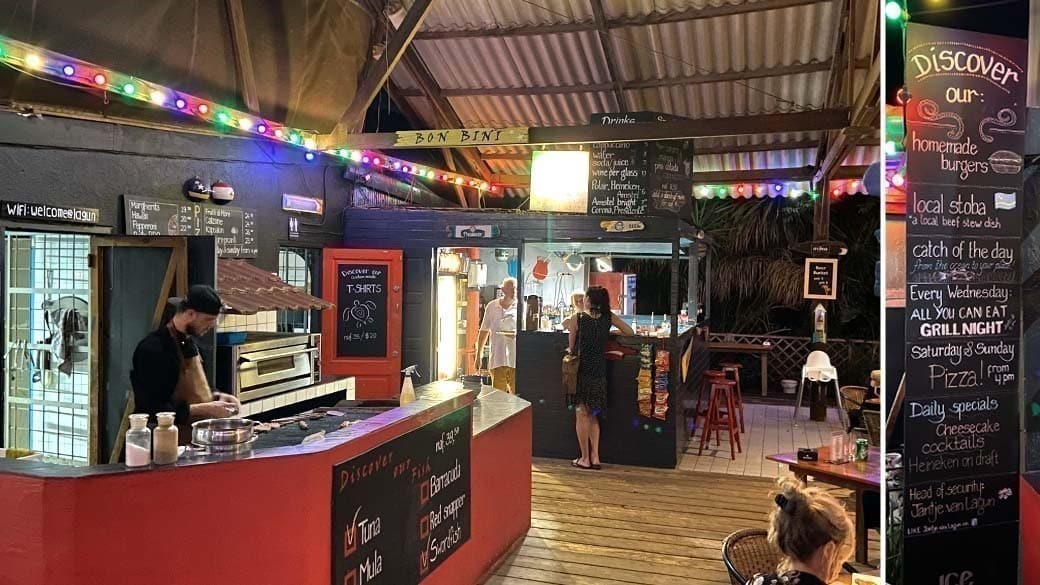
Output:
[[0, 33, 498, 193], [693, 180, 866, 201], [0, 33, 869, 200]]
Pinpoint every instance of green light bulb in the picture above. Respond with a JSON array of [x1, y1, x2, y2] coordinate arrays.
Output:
[[885, 1, 903, 20], [122, 83, 136, 95]]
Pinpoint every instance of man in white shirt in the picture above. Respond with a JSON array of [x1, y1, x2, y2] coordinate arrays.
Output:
[[474, 277, 518, 393]]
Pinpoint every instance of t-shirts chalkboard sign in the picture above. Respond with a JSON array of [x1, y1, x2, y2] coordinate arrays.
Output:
[[337, 264, 389, 357], [803, 258, 838, 300], [122, 195, 258, 258], [902, 23, 1027, 584], [332, 405, 471, 585], [586, 112, 692, 218]]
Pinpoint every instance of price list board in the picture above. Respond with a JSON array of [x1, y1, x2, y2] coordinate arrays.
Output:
[[331, 406, 471, 585], [122, 195, 259, 258], [901, 23, 1026, 585], [586, 112, 692, 218]]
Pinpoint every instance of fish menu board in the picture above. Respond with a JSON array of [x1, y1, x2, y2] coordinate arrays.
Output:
[[332, 406, 471, 585], [902, 23, 1026, 585], [587, 112, 692, 218], [122, 195, 258, 258]]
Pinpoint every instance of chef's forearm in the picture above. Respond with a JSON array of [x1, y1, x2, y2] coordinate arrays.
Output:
[[475, 331, 490, 360]]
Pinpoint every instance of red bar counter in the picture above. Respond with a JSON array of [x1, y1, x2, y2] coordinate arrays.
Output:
[[0, 383, 531, 585]]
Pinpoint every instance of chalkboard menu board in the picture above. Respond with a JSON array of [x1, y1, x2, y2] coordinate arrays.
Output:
[[122, 195, 258, 258], [902, 23, 1026, 584], [587, 112, 692, 218], [803, 258, 838, 299], [337, 264, 389, 357], [332, 406, 471, 585]]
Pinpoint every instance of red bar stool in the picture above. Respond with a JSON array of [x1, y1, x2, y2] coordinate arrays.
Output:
[[719, 362, 746, 433], [697, 375, 743, 459], [689, 370, 727, 438]]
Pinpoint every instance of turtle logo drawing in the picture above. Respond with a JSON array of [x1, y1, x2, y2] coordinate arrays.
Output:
[[343, 300, 377, 329]]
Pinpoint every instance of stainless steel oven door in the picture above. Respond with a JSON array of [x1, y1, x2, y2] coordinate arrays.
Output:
[[237, 346, 317, 390]]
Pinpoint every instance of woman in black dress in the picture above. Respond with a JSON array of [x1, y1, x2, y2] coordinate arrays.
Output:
[[747, 477, 854, 585], [565, 286, 633, 470]]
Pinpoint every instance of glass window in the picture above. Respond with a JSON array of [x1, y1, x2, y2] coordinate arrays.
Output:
[[277, 247, 316, 333]]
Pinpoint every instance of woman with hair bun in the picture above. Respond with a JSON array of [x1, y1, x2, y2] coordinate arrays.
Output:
[[748, 477, 855, 585]]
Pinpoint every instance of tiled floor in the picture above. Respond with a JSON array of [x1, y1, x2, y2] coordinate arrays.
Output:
[[678, 401, 846, 478]]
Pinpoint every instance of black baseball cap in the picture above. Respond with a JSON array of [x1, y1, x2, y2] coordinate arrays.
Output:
[[170, 285, 226, 315]]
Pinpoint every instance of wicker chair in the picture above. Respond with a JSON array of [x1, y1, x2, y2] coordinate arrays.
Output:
[[862, 409, 882, 446], [722, 529, 779, 585], [839, 385, 869, 433]]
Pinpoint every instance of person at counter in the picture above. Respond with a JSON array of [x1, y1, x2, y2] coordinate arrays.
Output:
[[131, 285, 240, 443], [475, 277, 518, 393], [566, 285, 634, 470], [561, 290, 585, 330]]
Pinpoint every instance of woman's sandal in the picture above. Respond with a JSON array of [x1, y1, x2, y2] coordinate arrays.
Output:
[[571, 458, 592, 470], [590, 463, 602, 470]]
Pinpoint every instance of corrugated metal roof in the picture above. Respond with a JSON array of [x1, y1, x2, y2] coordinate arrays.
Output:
[[392, 0, 878, 188], [218, 259, 333, 315]]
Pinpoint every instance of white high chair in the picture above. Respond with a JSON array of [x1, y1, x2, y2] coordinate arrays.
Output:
[[793, 351, 848, 427]]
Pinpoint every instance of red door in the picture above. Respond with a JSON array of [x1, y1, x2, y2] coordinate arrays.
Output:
[[322, 249, 403, 399]]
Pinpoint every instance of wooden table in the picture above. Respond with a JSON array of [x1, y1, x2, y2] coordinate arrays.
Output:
[[709, 341, 774, 395], [767, 446, 881, 565]]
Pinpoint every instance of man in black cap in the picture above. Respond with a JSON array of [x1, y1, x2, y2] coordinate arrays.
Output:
[[131, 285, 239, 441]]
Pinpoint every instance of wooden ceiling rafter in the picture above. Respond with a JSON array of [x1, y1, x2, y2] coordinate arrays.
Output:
[[391, 59, 872, 98], [413, 0, 829, 40], [589, 0, 628, 111]]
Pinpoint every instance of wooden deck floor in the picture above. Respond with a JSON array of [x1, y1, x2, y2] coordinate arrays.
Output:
[[487, 458, 879, 585]]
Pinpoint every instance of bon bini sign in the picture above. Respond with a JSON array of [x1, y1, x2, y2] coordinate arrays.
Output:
[[1, 201, 100, 225]]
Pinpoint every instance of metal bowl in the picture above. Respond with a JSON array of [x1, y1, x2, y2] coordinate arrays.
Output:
[[191, 418, 256, 446]]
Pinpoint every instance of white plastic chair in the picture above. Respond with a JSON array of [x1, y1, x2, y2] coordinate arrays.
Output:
[[793, 351, 848, 427]]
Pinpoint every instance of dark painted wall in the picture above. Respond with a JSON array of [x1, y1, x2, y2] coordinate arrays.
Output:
[[0, 114, 352, 271]]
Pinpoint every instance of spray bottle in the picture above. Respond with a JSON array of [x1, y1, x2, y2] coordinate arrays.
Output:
[[400, 365, 420, 405]]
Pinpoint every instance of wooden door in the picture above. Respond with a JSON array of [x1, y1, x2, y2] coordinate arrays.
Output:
[[322, 249, 403, 398]]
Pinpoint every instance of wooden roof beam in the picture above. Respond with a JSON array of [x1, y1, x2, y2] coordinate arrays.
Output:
[[392, 60, 872, 97], [326, 0, 437, 141], [589, 0, 628, 111], [415, 0, 828, 40], [336, 109, 850, 150], [226, 0, 261, 114]]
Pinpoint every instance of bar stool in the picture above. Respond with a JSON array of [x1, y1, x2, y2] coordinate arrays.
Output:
[[719, 361, 745, 433], [690, 369, 727, 438], [698, 375, 743, 460]]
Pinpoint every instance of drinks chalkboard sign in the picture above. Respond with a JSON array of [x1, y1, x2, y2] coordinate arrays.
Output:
[[122, 195, 259, 258], [902, 23, 1026, 582], [337, 264, 389, 358], [332, 405, 471, 585], [587, 112, 693, 218]]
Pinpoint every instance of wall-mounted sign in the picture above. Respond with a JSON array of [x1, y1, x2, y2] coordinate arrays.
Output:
[[803, 258, 838, 300], [122, 195, 258, 258], [902, 23, 1026, 585], [288, 216, 300, 241], [332, 405, 471, 585], [600, 220, 645, 233], [791, 240, 848, 256], [282, 193, 324, 215], [337, 264, 389, 358], [393, 127, 529, 148], [1, 201, 100, 225], [530, 151, 590, 213], [448, 225, 499, 239]]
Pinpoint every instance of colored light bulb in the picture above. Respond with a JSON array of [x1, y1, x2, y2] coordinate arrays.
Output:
[[289, 133, 301, 144], [491, 186, 499, 193], [774, 184, 783, 193], [362, 156, 371, 163], [274, 129, 284, 138], [372, 157, 381, 165], [122, 83, 136, 95], [885, 141, 896, 154], [891, 173, 905, 187], [304, 138, 317, 150], [426, 170, 436, 179], [737, 185, 745, 195], [305, 152, 316, 161], [175, 98, 187, 109], [197, 103, 209, 114], [238, 118, 253, 131], [62, 65, 75, 77], [392, 161, 401, 169], [351, 151, 363, 162], [150, 90, 165, 105], [455, 178, 464, 185], [216, 112, 230, 124], [831, 188, 841, 197], [885, 1, 903, 20], [718, 187, 727, 196], [851, 180, 860, 190], [256, 124, 267, 134], [25, 54, 42, 69], [402, 166, 411, 173], [338, 149, 349, 157], [480, 182, 489, 190], [93, 73, 107, 85]]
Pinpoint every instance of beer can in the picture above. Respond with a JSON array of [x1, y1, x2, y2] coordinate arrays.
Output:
[[855, 438, 869, 461]]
